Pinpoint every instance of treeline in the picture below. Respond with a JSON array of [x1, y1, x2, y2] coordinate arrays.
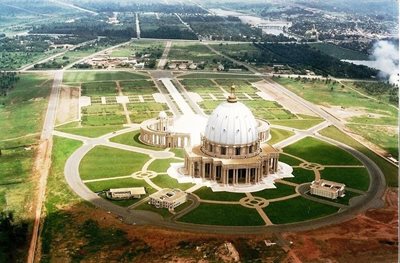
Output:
[[141, 26, 197, 40], [253, 43, 378, 79], [77, 3, 207, 14], [0, 212, 28, 262], [354, 81, 398, 104], [30, 17, 136, 40], [0, 72, 19, 97]]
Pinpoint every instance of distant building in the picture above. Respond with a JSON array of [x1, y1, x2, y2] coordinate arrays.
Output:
[[305, 25, 319, 41], [105, 187, 146, 200], [310, 179, 345, 199], [149, 188, 187, 210]]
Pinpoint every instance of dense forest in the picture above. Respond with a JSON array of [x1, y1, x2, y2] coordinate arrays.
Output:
[[0, 72, 19, 97], [253, 43, 378, 79], [354, 81, 398, 105]]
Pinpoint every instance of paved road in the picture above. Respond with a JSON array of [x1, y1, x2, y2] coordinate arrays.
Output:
[[27, 70, 63, 263], [157, 41, 172, 69]]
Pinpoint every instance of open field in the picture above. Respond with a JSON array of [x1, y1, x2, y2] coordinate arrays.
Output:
[[269, 128, 295, 145], [320, 126, 398, 187], [178, 203, 265, 226], [283, 137, 362, 165], [274, 77, 398, 154], [79, 146, 149, 180], [178, 73, 261, 79], [285, 168, 315, 184], [63, 71, 148, 83], [0, 73, 53, 145], [110, 41, 165, 58], [148, 159, 178, 173], [264, 197, 339, 224]]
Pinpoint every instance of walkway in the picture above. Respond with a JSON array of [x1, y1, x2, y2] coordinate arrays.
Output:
[[160, 78, 195, 115], [135, 13, 141, 39], [157, 41, 172, 69]]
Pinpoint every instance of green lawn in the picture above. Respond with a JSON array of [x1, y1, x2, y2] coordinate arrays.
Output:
[[135, 202, 172, 218], [306, 190, 361, 206], [284, 168, 315, 184], [279, 154, 302, 166], [85, 178, 156, 194], [178, 204, 265, 226], [269, 128, 294, 145], [109, 130, 162, 151], [170, 148, 185, 158], [148, 159, 176, 173], [252, 183, 296, 200], [79, 146, 149, 180], [320, 167, 370, 192], [151, 175, 194, 191], [63, 71, 148, 83], [264, 197, 339, 224], [319, 126, 398, 187], [283, 137, 361, 165], [56, 123, 124, 138], [179, 73, 261, 80], [193, 187, 245, 201], [270, 118, 324, 130]]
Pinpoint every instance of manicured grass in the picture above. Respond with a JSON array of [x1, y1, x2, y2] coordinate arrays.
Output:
[[81, 81, 117, 96], [179, 204, 265, 226], [193, 187, 245, 201], [270, 118, 324, 130], [171, 148, 185, 158], [81, 114, 126, 126], [79, 146, 149, 180], [0, 73, 52, 142], [284, 168, 315, 184], [148, 159, 176, 173], [109, 130, 162, 151], [320, 167, 370, 192], [319, 126, 398, 187], [63, 71, 148, 83], [269, 128, 294, 145], [253, 183, 296, 200], [279, 153, 302, 166], [283, 137, 361, 165], [85, 178, 156, 194], [264, 197, 339, 224], [151, 175, 194, 191], [56, 123, 124, 138], [129, 102, 169, 123]]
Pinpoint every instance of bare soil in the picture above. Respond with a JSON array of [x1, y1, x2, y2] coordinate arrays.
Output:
[[56, 85, 79, 125]]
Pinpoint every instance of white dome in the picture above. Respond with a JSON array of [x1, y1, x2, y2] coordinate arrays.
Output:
[[158, 111, 167, 119], [204, 101, 258, 145]]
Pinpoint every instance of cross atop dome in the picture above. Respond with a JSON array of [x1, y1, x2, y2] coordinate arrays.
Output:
[[227, 85, 237, 103]]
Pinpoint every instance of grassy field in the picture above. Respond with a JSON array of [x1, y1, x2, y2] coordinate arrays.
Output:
[[270, 118, 324, 130], [56, 123, 124, 138], [63, 71, 148, 83], [110, 41, 165, 58], [252, 183, 296, 200], [283, 137, 361, 165], [85, 178, 156, 194], [284, 168, 315, 184], [320, 167, 370, 191], [320, 126, 398, 187], [264, 197, 338, 224], [178, 73, 261, 79], [109, 130, 162, 151], [274, 77, 398, 155], [150, 175, 194, 191], [79, 146, 149, 180], [0, 73, 52, 144], [193, 187, 245, 201], [269, 128, 295, 145], [279, 154, 302, 166], [148, 159, 177, 173], [178, 203, 265, 226], [308, 43, 369, 60]]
